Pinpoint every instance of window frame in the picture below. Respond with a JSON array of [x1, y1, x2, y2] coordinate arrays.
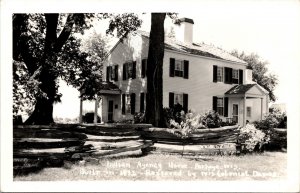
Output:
[[246, 106, 252, 117], [217, 67, 224, 82], [125, 94, 131, 114], [174, 59, 184, 77], [217, 97, 224, 116], [232, 69, 239, 84], [174, 93, 184, 106], [110, 65, 117, 81]]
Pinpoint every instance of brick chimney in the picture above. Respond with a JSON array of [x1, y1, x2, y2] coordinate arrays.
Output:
[[175, 18, 194, 45]]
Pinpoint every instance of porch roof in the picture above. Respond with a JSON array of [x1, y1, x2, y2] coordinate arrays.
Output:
[[225, 84, 268, 98], [80, 81, 121, 96], [97, 81, 121, 95]]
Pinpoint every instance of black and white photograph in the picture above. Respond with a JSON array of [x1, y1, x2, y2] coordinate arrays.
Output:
[[1, 0, 299, 192]]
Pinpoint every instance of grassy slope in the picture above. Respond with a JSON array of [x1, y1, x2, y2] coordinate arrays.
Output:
[[14, 152, 286, 181]]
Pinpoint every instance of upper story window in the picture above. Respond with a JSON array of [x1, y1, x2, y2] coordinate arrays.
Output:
[[106, 65, 118, 82], [175, 60, 184, 77], [169, 58, 189, 79], [232, 69, 239, 84], [213, 65, 243, 85], [123, 61, 136, 80], [217, 67, 223, 82]]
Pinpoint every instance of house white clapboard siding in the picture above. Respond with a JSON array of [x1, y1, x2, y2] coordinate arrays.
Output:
[[98, 17, 269, 126]]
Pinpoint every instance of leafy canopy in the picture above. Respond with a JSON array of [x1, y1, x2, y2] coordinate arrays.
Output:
[[13, 13, 142, 117], [231, 50, 278, 102]]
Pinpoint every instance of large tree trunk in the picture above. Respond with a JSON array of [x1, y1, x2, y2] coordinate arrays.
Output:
[[145, 13, 166, 127], [24, 65, 57, 125], [23, 14, 74, 125]]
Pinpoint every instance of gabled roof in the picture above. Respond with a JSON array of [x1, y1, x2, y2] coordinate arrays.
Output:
[[225, 84, 269, 95], [225, 84, 257, 95], [136, 30, 247, 65]]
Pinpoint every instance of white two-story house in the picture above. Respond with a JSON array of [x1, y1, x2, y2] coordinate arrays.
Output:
[[97, 18, 269, 126]]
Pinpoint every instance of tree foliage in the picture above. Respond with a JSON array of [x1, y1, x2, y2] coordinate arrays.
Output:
[[231, 50, 278, 102], [13, 13, 142, 124]]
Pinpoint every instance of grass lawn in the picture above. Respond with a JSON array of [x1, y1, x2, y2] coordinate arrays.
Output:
[[14, 151, 286, 181]]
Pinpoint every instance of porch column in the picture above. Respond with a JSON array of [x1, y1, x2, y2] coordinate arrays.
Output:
[[79, 91, 83, 124], [261, 97, 263, 120], [94, 96, 98, 124], [243, 96, 246, 126]]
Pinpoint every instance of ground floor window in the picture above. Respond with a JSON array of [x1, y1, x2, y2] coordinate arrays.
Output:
[[125, 94, 131, 114], [122, 93, 135, 115], [217, 97, 224, 116], [169, 92, 188, 113], [247, 106, 251, 117]]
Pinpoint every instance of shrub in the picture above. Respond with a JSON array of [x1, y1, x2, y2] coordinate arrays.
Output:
[[202, 110, 222, 128], [163, 107, 184, 127], [220, 121, 237, 127], [134, 112, 145, 123], [254, 108, 286, 130], [238, 124, 270, 152], [169, 111, 206, 138]]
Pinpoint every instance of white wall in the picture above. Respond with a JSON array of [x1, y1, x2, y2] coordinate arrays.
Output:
[[103, 34, 149, 121], [163, 50, 247, 116]]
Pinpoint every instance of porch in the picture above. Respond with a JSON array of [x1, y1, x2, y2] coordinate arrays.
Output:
[[78, 81, 121, 124], [224, 84, 269, 126]]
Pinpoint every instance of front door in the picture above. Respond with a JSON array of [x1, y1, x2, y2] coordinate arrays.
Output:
[[232, 104, 238, 124], [108, 100, 114, 122]]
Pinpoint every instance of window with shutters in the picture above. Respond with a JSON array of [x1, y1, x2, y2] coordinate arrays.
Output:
[[174, 93, 183, 106], [217, 67, 224, 82], [175, 60, 184, 77], [110, 65, 118, 81], [232, 69, 239, 84], [217, 97, 224, 116], [125, 94, 131, 114], [123, 61, 136, 80]]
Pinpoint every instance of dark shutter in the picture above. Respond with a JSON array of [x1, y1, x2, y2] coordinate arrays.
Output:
[[141, 59, 146, 78], [239, 69, 243, 84], [132, 61, 136, 79], [183, 94, 188, 113], [106, 66, 111, 82], [224, 97, 229, 117], [213, 65, 218, 82], [140, 92, 145, 112], [213, 96, 218, 112], [130, 93, 136, 114], [123, 63, 127, 80], [122, 94, 126, 114], [224, 67, 233, 84], [183, 60, 189, 79], [169, 92, 174, 108], [170, 58, 175, 77], [114, 65, 118, 81]]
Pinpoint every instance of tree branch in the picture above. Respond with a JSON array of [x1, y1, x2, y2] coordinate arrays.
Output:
[[44, 14, 59, 51], [54, 14, 75, 52]]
